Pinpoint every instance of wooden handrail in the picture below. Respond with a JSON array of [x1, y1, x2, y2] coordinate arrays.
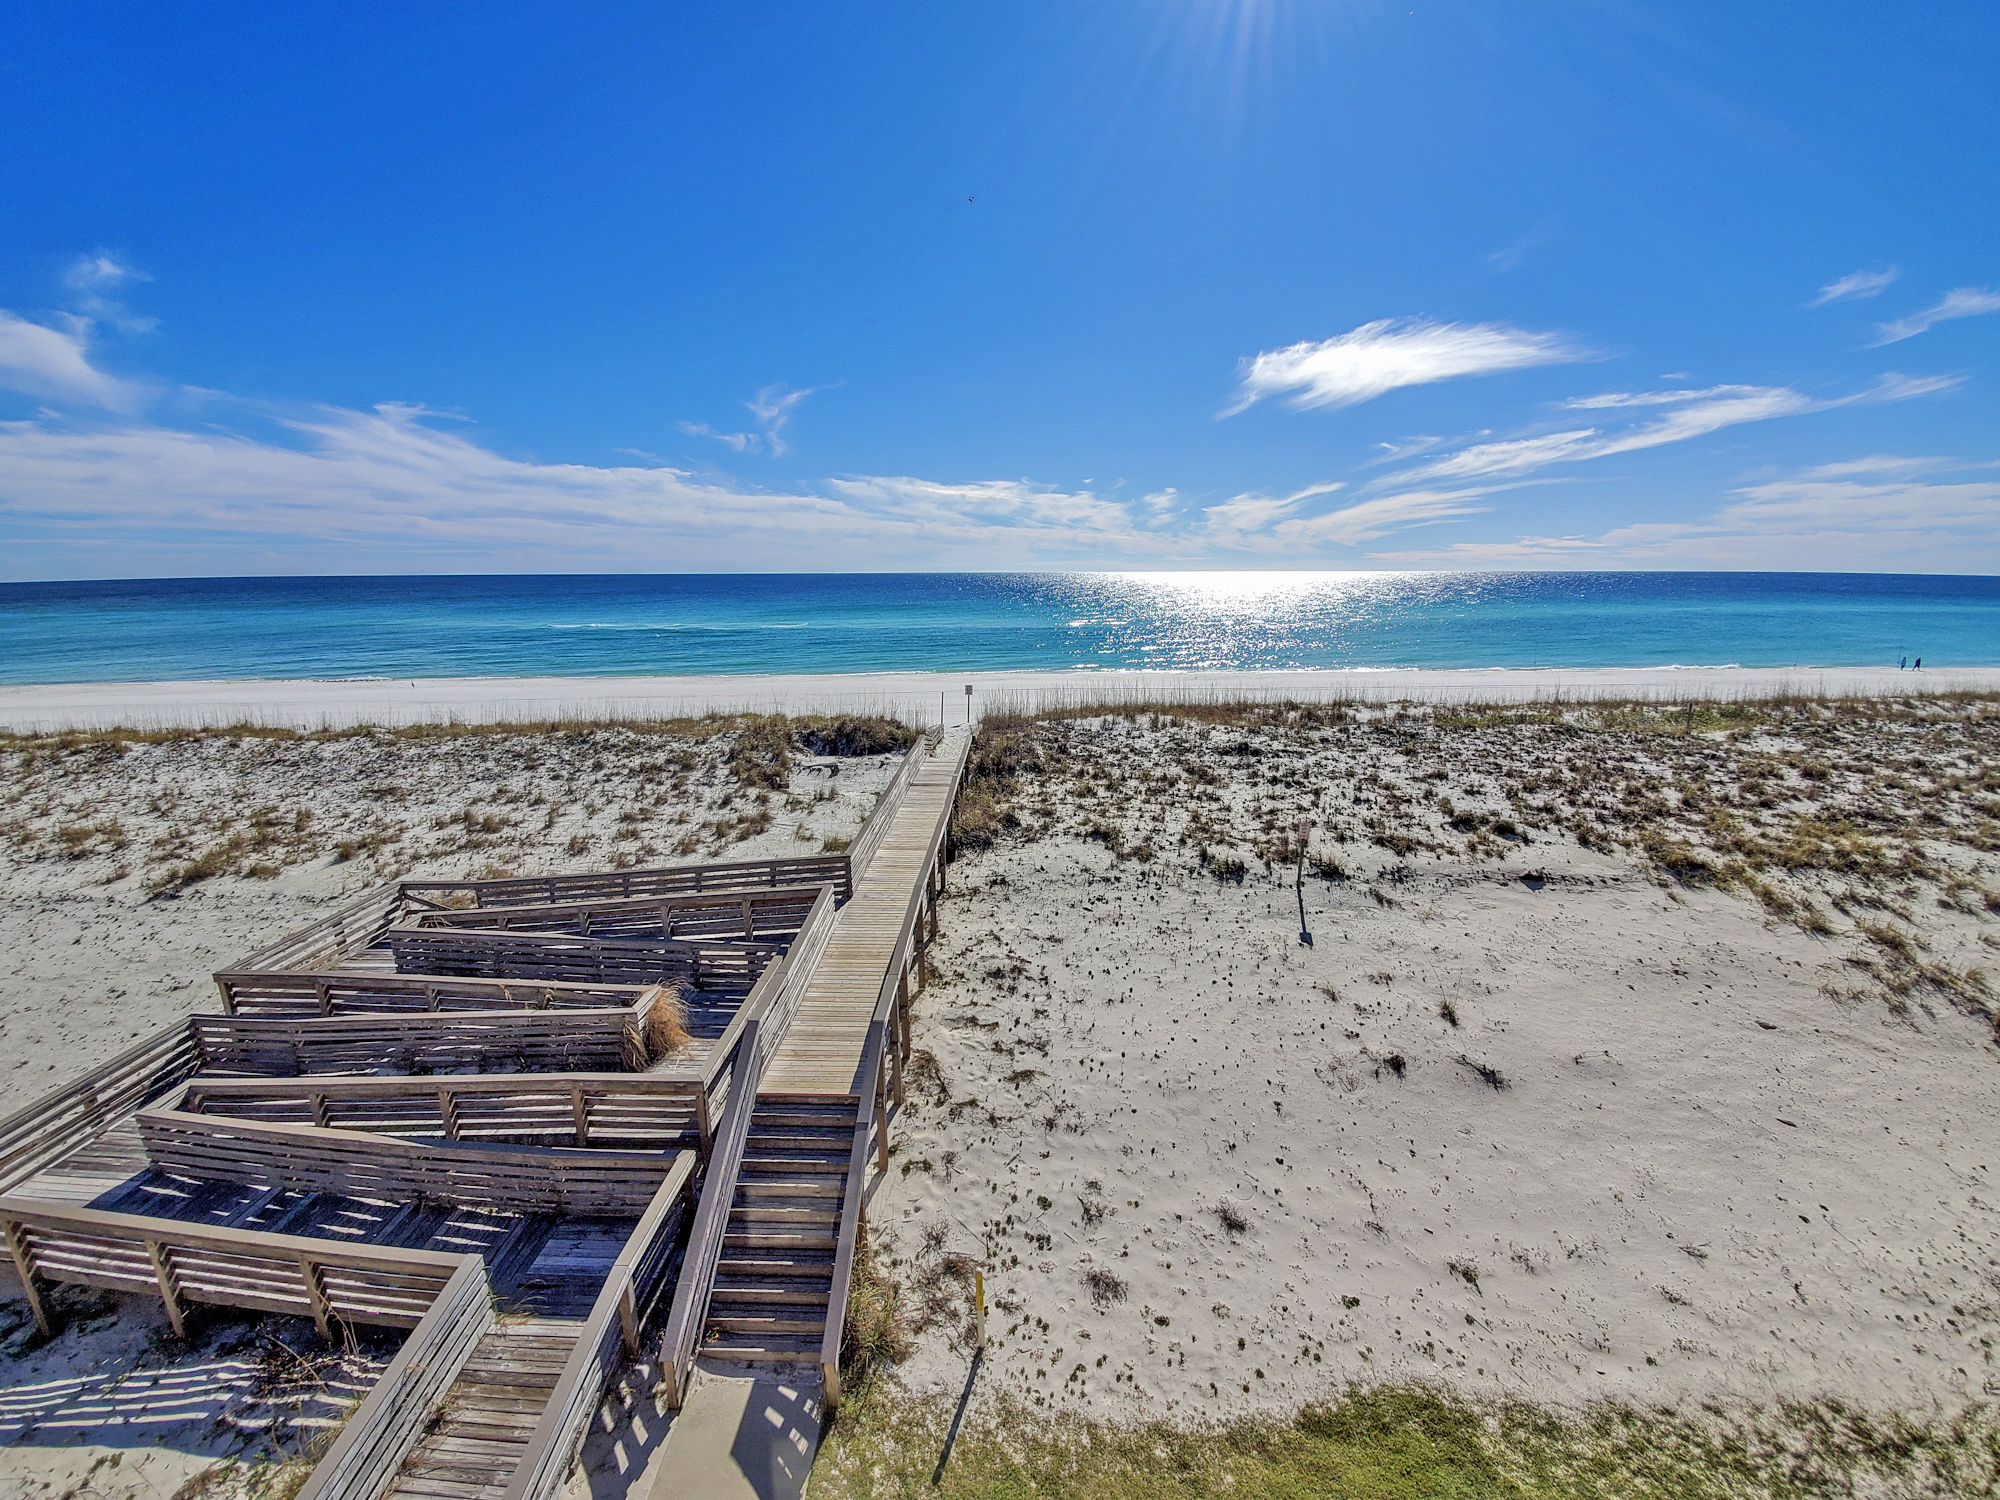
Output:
[[656, 1015, 762, 1409], [819, 1017, 888, 1410], [136, 1106, 681, 1216], [399, 852, 854, 911], [847, 743, 925, 881], [182, 1072, 709, 1151], [0, 1019, 202, 1196], [212, 969, 659, 1017], [294, 1254, 493, 1500], [188, 1004, 661, 1078], [499, 1153, 698, 1500], [0, 1193, 474, 1338], [223, 881, 406, 979]]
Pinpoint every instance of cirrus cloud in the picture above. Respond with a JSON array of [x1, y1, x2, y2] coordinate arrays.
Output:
[[1223, 317, 1585, 416], [1871, 287, 2000, 346]]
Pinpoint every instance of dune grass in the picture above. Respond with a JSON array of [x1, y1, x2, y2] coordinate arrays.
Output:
[[813, 1381, 2000, 1500]]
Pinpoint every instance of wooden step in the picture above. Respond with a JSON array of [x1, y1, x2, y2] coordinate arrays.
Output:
[[700, 1334, 823, 1360], [740, 1154, 849, 1175], [706, 1311, 826, 1336], [734, 1177, 845, 1200], [717, 1252, 834, 1279], [727, 1205, 838, 1227], [723, 1228, 836, 1252], [744, 1136, 852, 1160], [708, 1279, 831, 1306]]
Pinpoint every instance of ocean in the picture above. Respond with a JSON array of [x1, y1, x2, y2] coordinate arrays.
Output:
[[0, 572, 1993, 684]]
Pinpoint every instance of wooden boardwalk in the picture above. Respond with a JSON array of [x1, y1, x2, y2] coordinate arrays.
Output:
[[759, 735, 968, 1097], [383, 1317, 580, 1500]]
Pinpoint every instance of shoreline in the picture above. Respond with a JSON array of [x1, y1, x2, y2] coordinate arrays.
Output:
[[3, 663, 1997, 732]]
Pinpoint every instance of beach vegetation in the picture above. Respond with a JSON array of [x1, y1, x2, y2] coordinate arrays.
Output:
[[815, 1383, 2000, 1499]]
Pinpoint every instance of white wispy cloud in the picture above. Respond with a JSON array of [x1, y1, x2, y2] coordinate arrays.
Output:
[[1369, 456, 2000, 572], [0, 396, 1188, 572], [1871, 287, 2000, 346], [0, 311, 142, 410], [1223, 318, 1584, 415], [679, 382, 826, 456], [1201, 480, 1345, 538], [1380, 376, 1958, 487], [676, 420, 755, 453], [61, 252, 157, 334], [745, 383, 819, 456], [1809, 267, 1898, 306], [1271, 488, 1493, 546]]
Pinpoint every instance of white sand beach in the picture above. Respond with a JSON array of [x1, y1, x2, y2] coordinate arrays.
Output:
[[5, 664, 2000, 735]]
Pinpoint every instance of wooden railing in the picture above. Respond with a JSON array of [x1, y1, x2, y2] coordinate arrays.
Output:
[[0, 1194, 494, 1500], [500, 1154, 698, 1500], [136, 1107, 681, 1216], [0, 1020, 203, 1195], [652, 884, 836, 1407], [847, 738, 931, 881], [406, 884, 827, 944], [190, 1003, 662, 1077], [821, 1015, 891, 1409], [820, 729, 968, 1408], [182, 1073, 711, 1152], [212, 969, 658, 1018], [383, 928, 782, 992], [0, 1194, 478, 1336], [399, 853, 853, 912], [295, 1254, 493, 1500], [226, 881, 407, 975]]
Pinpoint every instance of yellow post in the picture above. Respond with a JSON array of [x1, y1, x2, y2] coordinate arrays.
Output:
[[974, 1270, 986, 1350]]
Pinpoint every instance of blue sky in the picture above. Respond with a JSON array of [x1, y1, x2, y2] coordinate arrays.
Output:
[[1, 0, 1995, 578]]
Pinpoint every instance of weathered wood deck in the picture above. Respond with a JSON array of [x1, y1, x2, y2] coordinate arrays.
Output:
[[11, 1116, 638, 1318], [759, 738, 968, 1096]]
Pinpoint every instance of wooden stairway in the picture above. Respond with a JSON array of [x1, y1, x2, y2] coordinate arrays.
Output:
[[383, 1317, 580, 1500], [700, 1096, 856, 1362]]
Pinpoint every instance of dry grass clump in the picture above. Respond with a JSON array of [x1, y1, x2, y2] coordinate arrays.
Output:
[[728, 715, 794, 790], [640, 984, 694, 1058], [1081, 1266, 1127, 1307], [796, 716, 918, 757], [841, 1227, 912, 1388]]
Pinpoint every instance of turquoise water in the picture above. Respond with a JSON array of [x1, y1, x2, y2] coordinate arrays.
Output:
[[0, 572, 1993, 684]]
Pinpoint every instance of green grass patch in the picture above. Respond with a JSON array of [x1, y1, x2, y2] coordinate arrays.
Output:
[[812, 1382, 2000, 1499]]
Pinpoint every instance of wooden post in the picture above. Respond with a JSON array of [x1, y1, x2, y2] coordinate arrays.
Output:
[[298, 1255, 333, 1339], [890, 1020, 906, 1109], [618, 1277, 640, 1355], [572, 1085, 590, 1147], [315, 979, 333, 1017], [215, 976, 237, 1015], [438, 1088, 461, 1141], [741, 898, 753, 939], [695, 1089, 713, 1159], [310, 1090, 330, 1129], [3, 1220, 51, 1337], [145, 1239, 186, 1338], [874, 1051, 890, 1172]]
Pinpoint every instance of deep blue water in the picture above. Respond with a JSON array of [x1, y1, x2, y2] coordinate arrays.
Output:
[[0, 573, 1993, 684]]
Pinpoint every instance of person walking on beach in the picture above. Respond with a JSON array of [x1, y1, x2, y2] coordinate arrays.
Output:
[[1900, 656, 1907, 670], [1915, 656, 1922, 669]]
